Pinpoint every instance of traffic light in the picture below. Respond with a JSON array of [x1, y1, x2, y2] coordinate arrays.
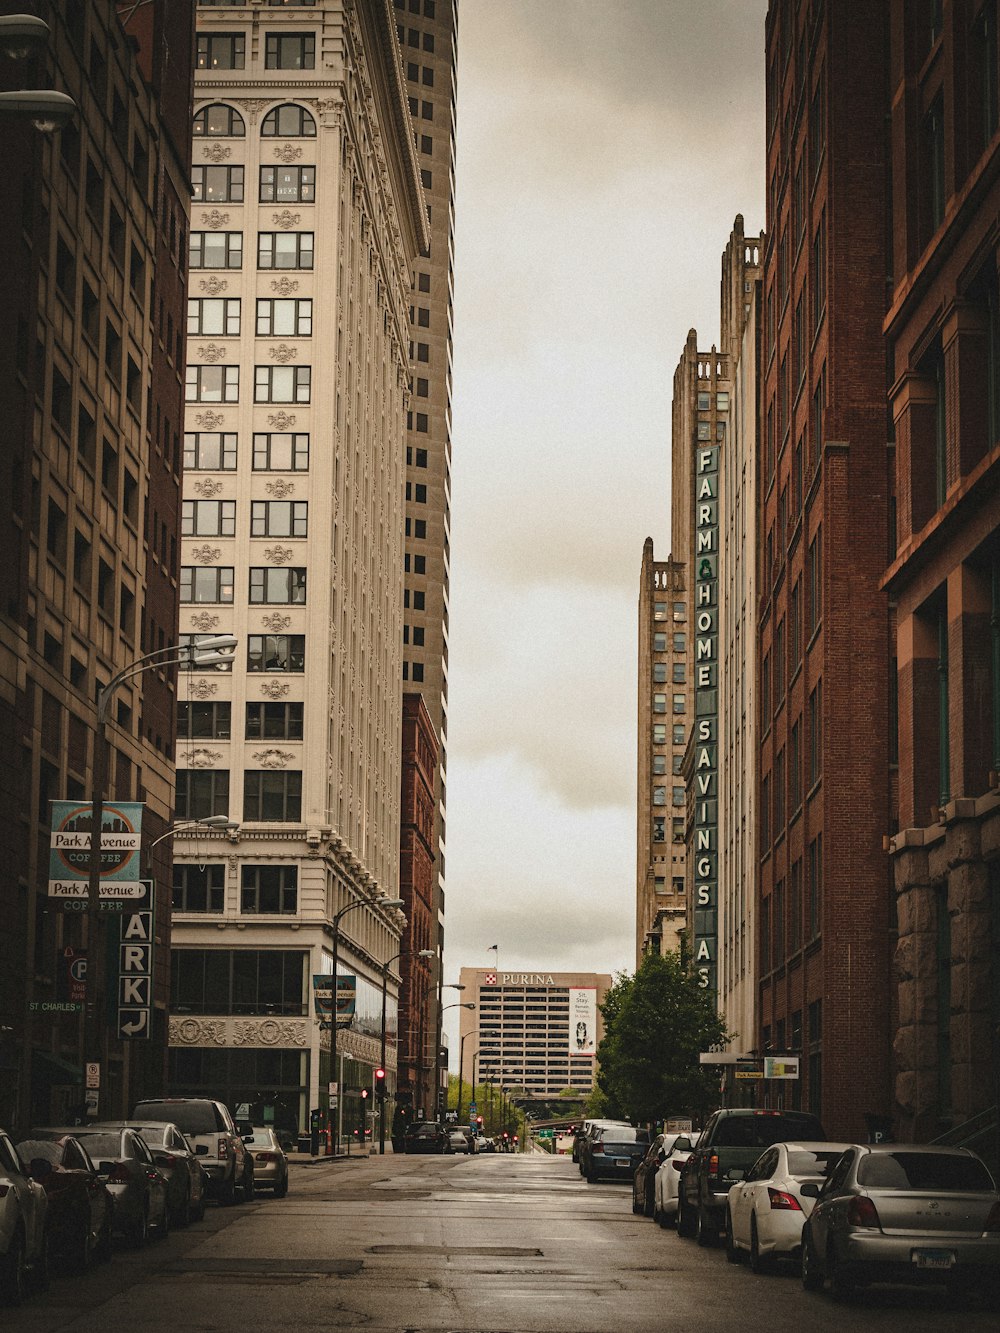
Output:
[[374, 1067, 386, 1101], [360, 1087, 370, 1102], [476, 1115, 483, 1127]]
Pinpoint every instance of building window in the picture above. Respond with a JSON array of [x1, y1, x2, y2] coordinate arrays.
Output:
[[261, 103, 316, 137], [808, 680, 822, 788], [170, 949, 306, 1018], [672, 786, 685, 807], [185, 432, 237, 470], [652, 786, 666, 807], [247, 634, 305, 672], [253, 432, 309, 470], [182, 500, 236, 537], [673, 723, 685, 744], [922, 96, 945, 242], [258, 232, 313, 270], [255, 365, 311, 403], [652, 723, 666, 745], [180, 566, 235, 603], [652, 755, 666, 775], [761, 773, 770, 849], [672, 662, 686, 684], [190, 231, 242, 269], [775, 748, 785, 830], [256, 299, 312, 336], [813, 209, 826, 332], [186, 365, 239, 402], [812, 364, 825, 467], [653, 632, 667, 652], [241, 864, 298, 914], [790, 717, 801, 810], [188, 297, 241, 336], [193, 103, 245, 137], [789, 577, 801, 673], [249, 567, 306, 604], [196, 33, 245, 70], [653, 817, 665, 843], [245, 702, 304, 741], [936, 597, 950, 805], [774, 617, 785, 701], [808, 833, 822, 939], [243, 770, 302, 822], [773, 877, 785, 967], [653, 663, 667, 684], [259, 165, 316, 203], [173, 864, 225, 914], [177, 701, 232, 740], [672, 693, 685, 714], [265, 33, 315, 69], [176, 769, 230, 819], [251, 500, 307, 537], [192, 164, 244, 203]]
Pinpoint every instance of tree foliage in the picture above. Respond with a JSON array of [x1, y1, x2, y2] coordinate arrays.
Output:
[[595, 952, 729, 1123]]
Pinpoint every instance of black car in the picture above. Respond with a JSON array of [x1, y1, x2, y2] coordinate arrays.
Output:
[[583, 1125, 650, 1183], [403, 1122, 449, 1154]]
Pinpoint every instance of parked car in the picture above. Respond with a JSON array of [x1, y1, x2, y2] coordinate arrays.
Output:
[[447, 1129, 472, 1154], [633, 1134, 670, 1217], [101, 1121, 206, 1226], [800, 1144, 1000, 1303], [0, 1130, 48, 1306], [654, 1132, 700, 1227], [133, 1098, 253, 1206], [583, 1125, 650, 1183], [725, 1140, 850, 1272], [403, 1122, 449, 1154], [16, 1135, 113, 1272], [678, 1108, 826, 1246], [33, 1126, 168, 1248], [242, 1128, 288, 1197], [573, 1119, 630, 1167], [473, 1135, 493, 1154]]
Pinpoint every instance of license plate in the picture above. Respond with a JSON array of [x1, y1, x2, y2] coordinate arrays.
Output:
[[911, 1249, 955, 1270], [614, 1158, 629, 1167]]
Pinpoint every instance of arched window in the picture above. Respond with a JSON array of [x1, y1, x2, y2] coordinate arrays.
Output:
[[261, 104, 317, 138], [193, 103, 246, 138]]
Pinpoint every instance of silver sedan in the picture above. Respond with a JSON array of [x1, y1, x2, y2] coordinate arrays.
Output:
[[242, 1128, 288, 1197], [800, 1143, 1000, 1304]]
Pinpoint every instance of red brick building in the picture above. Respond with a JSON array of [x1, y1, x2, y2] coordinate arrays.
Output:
[[757, 0, 896, 1140], [397, 693, 438, 1119], [884, 0, 1000, 1155]]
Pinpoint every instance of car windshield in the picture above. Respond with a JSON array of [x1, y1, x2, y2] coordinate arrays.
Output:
[[73, 1133, 122, 1157], [131, 1125, 169, 1146], [245, 1131, 275, 1148], [711, 1115, 823, 1149], [787, 1150, 844, 1178], [17, 1140, 61, 1165], [135, 1102, 222, 1135], [857, 1152, 995, 1192]]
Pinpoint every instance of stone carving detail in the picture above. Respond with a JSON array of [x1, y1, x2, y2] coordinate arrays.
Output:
[[313, 98, 342, 126], [267, 411, 296, 429], [238, 99, 269, 126], [190, 544, 221, 564], [201, 209, 230, 228], [270, 278, 299, 296], [170, 1018, 228, 1047], [233, 1019, 307, 1048], [272, 210, 301, 228], [202, 143, 231, 163], [169, 1016, 308, 1049], [264, 545, 294, 565], [193, 478, 224, 498], [260, 681, 290, 699], [185, 678, 219, 700], [269, 344, 297, 363], [261, 612, 291, 632], [197, 343, 228, 363], [264, 479, 295, 499], [274, 143, 302, 164], [199, 277, 229, 295], [189, 611, 220, 631], [185, 748, 222, 768], [195, 410, 225, 430], [252, 749, 295, 769]]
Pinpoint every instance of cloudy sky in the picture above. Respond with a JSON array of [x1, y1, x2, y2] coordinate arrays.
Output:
[[441, 0, 768, 1044]]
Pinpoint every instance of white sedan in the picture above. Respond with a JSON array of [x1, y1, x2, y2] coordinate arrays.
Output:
[[725, 1140, 850, 1273], [0, 1129, 48, 1306], [653, 1132, 700, 1227]]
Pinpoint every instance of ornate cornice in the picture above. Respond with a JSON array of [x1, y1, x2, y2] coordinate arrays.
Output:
[[200, 209, 231, 228], [169, 1016, 309, 1049], [271, 210, 301, 228], [273, 143, 302, 164]]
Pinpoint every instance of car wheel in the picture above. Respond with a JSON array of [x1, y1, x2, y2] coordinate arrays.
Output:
[[644, 1181, 655, 1218], [96, 1211, 113, 1263], [173, 1192, 191, 1228], [725, 1208, 740, 1264], [32, 1227, 51, 1293], [0, 1226, 27, 1307], [695, 1205, 715, 1247], [192, 1196, 206, 1223], [631, 1185, 643, 1214], [828, 1243, 856, 1302], [70, 1216, 91, 1273], [129, 1206, 149, 1250], [219, 1175, 236, 1207], [677, 1195, 695, 1238], [274, 1173, 288, 1199], [749, 1215, 773, 1274], [154, 1202, 170, 1241], [652, 1197, 662, 1226], [801, 1228, 823, 1292], [241, 1167, 255, 1203]]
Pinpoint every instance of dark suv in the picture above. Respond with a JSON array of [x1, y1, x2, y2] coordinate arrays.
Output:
[[403, 1122, 449, 1154], [133, 1098, 253, 1206], [678, 1108, 825, 1246]]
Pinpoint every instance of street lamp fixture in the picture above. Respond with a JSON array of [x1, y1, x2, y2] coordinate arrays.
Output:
[[0, 88, 75, 132], [0, 15, 51, 60]]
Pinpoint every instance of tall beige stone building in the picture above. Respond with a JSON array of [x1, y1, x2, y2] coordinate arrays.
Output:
[[170, 0, 428, 1145]]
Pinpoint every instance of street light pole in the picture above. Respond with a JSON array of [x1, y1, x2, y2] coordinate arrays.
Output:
[[379, 946, 433, 1154]]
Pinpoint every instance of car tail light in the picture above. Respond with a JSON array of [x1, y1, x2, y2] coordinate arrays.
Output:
[[159, 1154, 177, 1169], [108, 1164, 131, 1185], [256, 1152, 278, 1163], [767, 1188, 802, 1211], [592, 1143, 604, 1154], [218, 1138, 229, 1159], [985, 1202, 1000, 1233], [846, 1195, 881, 1228], [707, 1153, 719, 1179], [671, 1159, 685, 1171]]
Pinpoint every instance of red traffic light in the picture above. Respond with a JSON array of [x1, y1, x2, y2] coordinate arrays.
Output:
[[501, 1131, 508, 1139], [374, 1067, 385, 1080], [476, 1116, 483, 1125]]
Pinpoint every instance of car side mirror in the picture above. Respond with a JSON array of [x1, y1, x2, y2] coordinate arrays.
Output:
[[29, 1157, 53, 1180], [195, 1144, 209, 1156], [97, 1160, 116, 1176], [726, 1167, 745, 1182], [675, 1137, 691, 1152], [799, 1181, 821, 1198]]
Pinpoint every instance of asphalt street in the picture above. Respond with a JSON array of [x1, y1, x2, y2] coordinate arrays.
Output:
[[6, 1150, 998, 1332]]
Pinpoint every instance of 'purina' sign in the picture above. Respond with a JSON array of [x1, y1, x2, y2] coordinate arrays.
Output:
[[693, 441, 719, 996]]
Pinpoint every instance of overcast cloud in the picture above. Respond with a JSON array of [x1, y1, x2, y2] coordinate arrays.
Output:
[[442, 0, 768, 1055]]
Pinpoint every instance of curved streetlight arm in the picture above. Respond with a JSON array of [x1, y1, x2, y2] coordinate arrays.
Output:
[[98, 637, 238, 724]]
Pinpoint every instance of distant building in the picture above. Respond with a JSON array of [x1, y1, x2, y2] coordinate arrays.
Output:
[[884, 0, 1000, 1150], [635, 543, 687, 962], [458, 968, 613, 1101], [0, 0, 194, 1129]]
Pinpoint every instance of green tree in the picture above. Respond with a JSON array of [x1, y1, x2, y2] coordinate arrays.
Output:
[[592, 970, 633, 1118], [596, 952, 728, 1123]]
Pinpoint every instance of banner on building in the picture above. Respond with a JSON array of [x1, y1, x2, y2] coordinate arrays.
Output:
[[48, 800, 145, 908], [568, 987, 597, 1056], [313, 974, 356, 1029]]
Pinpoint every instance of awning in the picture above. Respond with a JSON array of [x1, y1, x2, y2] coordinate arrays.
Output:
[[32, 1050, 82, 1086]]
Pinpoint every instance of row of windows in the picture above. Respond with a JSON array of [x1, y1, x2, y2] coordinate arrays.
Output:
[[760, 683, 823, 849], [760, 834, 824, 973], [180, 566, 306, 604], [186, 364, 311, 403], [653, 632, 686, 653], [190, 296, 314, 337], [180, 634, 306, 678], [653, 693, 687, 715], [174, 864, 300, 916], [176, 768, 302, 822], [193, 165, 315, 204], [653, 723, 688, 747], [190, 230, 314, 269], [652, 662, 686, 685], [194, 102, 315, 139], [179, 700, 303, 742], [171, 946, 306, 1015], [186, 431, 308, 471], [197, 32, 316, 72], [183, 500, 308, 538]]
